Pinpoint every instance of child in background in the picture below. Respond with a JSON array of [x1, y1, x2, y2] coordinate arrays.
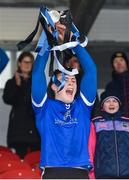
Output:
[[93, 90, 129, 179]]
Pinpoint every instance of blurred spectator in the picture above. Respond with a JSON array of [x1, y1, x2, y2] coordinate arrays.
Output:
[[105, 51, 129, 116], [65, 54, 83, 88], [93, 90, 129, 178], [3, 51, 40, 159], [0, 48, 9, 73]]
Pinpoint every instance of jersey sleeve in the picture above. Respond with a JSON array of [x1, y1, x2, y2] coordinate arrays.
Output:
[[73, 45, 97, 106], [32, 50, 49, 112]]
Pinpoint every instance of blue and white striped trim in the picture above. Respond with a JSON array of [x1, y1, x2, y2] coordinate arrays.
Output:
[[80, 92, 95, 106], [32, 93, 47, 107]]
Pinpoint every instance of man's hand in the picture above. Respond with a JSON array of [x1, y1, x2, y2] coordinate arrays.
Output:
[[55, 22, 66, 44], [48, 21, 72, 44]]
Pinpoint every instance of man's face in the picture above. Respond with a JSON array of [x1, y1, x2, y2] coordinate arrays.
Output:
[[69, 57, 80, 71], [103, 97, 120, 114], [55, 73, 77, 103], [113, 57, 128, 73]]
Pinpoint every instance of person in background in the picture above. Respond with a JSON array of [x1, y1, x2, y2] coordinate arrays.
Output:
[[3, 51, 40, 159], [0, 48, 9, 73], [92, 90, 129, 179], [105, 51, 129, 116]]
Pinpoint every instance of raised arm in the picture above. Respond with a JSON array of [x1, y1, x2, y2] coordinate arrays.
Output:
[[32, 22, 66, 108], [73, 45, 97, 104], [32, 50, 49, 107]]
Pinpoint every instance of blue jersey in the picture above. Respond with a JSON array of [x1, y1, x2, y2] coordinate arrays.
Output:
[[32, 45, 97, 169], [33, 95, 92, 168]]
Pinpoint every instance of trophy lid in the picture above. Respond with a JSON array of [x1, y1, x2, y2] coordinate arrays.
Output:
[[48, 10, 60, 23]]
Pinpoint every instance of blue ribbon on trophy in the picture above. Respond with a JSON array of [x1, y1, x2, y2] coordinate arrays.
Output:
[[17, 5, 88, 76]]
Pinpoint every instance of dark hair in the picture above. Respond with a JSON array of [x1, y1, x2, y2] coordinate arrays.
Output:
[[47, 70, 61, 98], [17, 51, 34, 63]]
